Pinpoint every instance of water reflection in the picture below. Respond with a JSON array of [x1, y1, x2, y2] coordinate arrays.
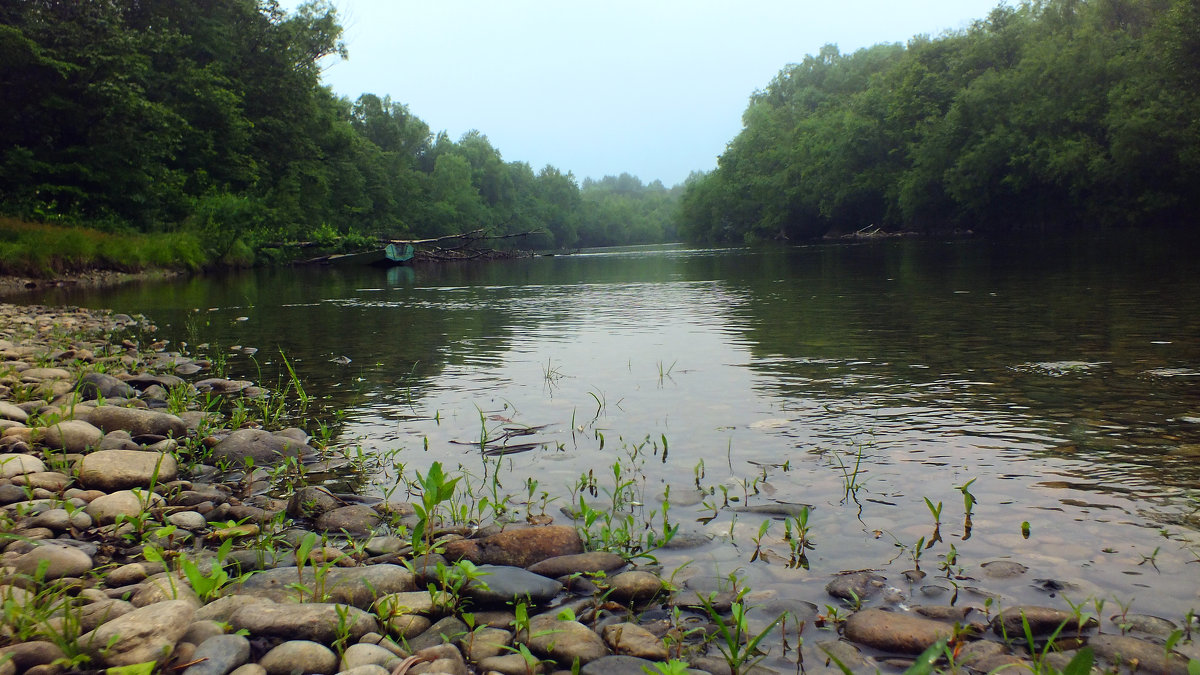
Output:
[[16, 237, 1200, 629]]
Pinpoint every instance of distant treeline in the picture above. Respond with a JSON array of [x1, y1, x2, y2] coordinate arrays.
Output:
[[681, 0, 1200, 243], [0, 1, 678, 266]]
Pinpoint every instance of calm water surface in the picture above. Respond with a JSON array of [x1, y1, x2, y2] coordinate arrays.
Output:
[[25, 236, 1200, 658]]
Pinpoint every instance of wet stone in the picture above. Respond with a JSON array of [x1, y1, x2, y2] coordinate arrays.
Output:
[[466, 564, 562, 606], [459, 626, 512, 662], [1088, 634, 1191, 675], [602, 622, 668, 660], [913, 605, 974, 622], [1120, 613, 1178, 637], [991, 606, 1097, 637], [442, 524, 583, 568], [606, 570, 666, 605], [826, 571, 886, 602], [525, 614, 608, 665], [580, 655, 664, 675], [526, 551, 626, 578], [843, 608, 957, 655], [817, 640, 867, 670], [980, 560, 1029, 579]]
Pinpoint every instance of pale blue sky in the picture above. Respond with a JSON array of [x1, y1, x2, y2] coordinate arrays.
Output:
[[284, 1, 1007, 186]]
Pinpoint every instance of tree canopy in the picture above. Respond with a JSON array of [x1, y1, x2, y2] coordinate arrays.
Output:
[[680, 0, 1200, 243], [0, 0, 679, 262]]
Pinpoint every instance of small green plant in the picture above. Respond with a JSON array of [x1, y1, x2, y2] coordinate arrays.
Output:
[[783, 507, 814, 569], [698, 593, 784, 675], [411, 461, 461, 557], [924, 497, 943, 545], [956, 478, 976, 539], [750, 519, 770, 563]]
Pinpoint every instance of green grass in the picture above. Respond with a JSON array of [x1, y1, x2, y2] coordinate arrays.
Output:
[[0, 217, 207, 277]]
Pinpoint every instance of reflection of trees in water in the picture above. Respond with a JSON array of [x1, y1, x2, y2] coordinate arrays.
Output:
[[710, 240, 1200, 492]]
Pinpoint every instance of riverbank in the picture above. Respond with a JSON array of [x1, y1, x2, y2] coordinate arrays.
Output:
[[1, 301, 1197, 675], [0, 270, 185, 297]]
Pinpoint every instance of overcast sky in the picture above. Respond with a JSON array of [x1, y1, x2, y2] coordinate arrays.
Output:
[[282, 1, 1006, 187]]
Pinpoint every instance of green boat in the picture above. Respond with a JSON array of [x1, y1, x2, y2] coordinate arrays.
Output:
[[316, 242, 415, 266]]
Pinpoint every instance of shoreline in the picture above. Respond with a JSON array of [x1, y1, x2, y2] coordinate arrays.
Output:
[[1, 301, 1197, 675], [0, 269, 185, 298]]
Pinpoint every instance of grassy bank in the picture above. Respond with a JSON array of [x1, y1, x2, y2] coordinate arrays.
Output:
[[0, 217, 207, 278]]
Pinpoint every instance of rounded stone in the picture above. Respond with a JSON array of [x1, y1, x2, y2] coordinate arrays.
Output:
[[339, 643, 399, 671], [12, 542, 93, 580], [442, 525, 584, 568], [601, 622, 668, 660], [843, 608, 957, 654], [0, 453, 45, 478], [228, 603, 378, 644], [36, 419, 103, 452], [991, 606, 1097, 637], [525, 614, 609, 665], [87, 406, 187, 439], [980, 560, 1029, 579], [0, 401, 29, 423], [211, 429, 316, 465], [259, 641, 337, 675], [313, 504, 381, 536], [465, 565, 563, 607], [86, 489, 166, 525], [181, 634, 250, 675], [79, 449, 178, 491], [606, 571, 665, 604], [80, 599, 196, 667], [527, 552, 626, 578], [168, 510, 209, 530], [78, 372, 137, 400]]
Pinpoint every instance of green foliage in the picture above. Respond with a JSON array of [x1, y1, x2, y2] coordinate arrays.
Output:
[[0, 1, 679, 271], [681, 0, 1200, 242], [0, 1, 686, 271]]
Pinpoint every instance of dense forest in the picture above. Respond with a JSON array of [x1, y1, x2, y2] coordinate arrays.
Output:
[[681, 0, 1200, 242], [0, 0, 678, 268]]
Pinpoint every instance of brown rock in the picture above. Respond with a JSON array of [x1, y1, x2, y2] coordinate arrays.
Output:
[[991, 606, 1097, 638], [843, 608, 957, 655], [442, 525, 583, 568], [1088, 634, 1191, 675], [526, 552, 626, 578], [601, 622, 668, 660]]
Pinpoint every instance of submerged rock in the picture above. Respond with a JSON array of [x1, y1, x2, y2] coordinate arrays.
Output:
[[991, 606, 1097, 638], [1088, 634, 1191, 675], [826, 571, 887, 602], [843, 608, 958, 654]]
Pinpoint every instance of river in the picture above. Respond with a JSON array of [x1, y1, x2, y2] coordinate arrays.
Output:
[[21, 235, 1200, 661]]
